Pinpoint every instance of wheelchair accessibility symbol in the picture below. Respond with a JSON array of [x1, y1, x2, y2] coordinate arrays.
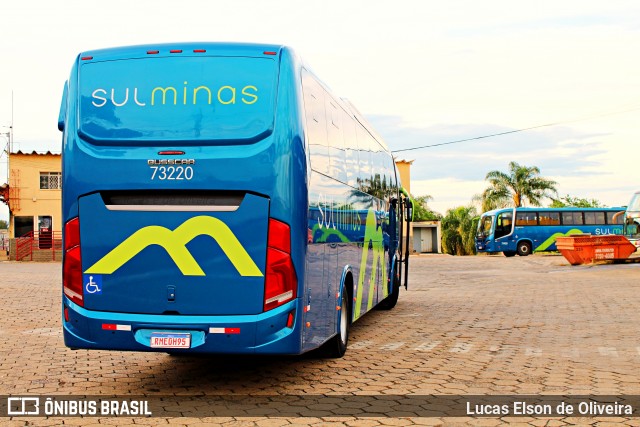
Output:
[[83, 274, 102, 295]]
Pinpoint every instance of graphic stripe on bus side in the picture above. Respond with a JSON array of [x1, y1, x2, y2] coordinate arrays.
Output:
[[354, 209, 387, 320]]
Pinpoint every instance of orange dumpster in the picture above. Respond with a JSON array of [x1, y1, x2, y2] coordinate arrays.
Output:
[[556, 234, 637, 265]]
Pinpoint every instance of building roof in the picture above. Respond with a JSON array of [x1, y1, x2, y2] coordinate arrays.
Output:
[[11, 150, 61, 157]]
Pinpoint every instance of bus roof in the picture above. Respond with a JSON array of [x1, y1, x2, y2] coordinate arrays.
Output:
[[481, 206, 626, 216], [78, 42, 286, 62]]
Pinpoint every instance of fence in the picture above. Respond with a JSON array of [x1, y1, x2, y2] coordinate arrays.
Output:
[[13, 231, 63, 261]]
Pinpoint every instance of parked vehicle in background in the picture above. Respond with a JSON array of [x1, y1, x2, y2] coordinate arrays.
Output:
[[475, 207, 625, 257], [623, 191, 640, 251]]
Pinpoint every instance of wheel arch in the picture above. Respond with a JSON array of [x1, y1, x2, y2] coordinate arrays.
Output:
[[338, 265, 354, 323]]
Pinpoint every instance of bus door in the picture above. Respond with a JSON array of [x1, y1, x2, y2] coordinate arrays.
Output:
[[493, 211, 514, 252], [396, 192, 412, 290]]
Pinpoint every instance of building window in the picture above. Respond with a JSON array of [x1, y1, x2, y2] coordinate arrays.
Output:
[[14, 216, 34, 238], [40, 172, 61, 190]]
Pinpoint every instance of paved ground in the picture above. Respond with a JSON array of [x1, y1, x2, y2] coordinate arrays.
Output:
[[1, 254, 640, 426]]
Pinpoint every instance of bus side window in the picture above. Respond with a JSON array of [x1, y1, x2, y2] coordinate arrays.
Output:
[[607, 211, 624, 225], [573, 212, 584, 225], [355, 127, 372, 191], [326, 97, 347, 184], [562, 212, 574, 225], [343, 113, 360, 188], [383, 153, 397, 195], [302, 71, 330, 175], [584, 212, 595, 225], [585, 211, 605, 225], [516, 211, 538, 226], [540, 212, 560, 225]]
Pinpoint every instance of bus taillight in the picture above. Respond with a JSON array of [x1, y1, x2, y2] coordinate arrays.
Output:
[[63, 217, 84, 306], [264, 219, 297, 312]]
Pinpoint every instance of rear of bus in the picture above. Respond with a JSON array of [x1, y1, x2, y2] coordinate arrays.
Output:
[[59, 43, 306, 354]]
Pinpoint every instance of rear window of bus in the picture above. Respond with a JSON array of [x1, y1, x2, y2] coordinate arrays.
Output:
[[78, 56, 277, 144]]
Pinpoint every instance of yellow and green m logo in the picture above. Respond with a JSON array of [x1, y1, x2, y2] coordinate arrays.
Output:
[[534, 228, 585, 252], [85, 216, 263, 277]]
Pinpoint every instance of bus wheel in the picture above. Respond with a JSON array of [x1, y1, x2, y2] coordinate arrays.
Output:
[[503, 251, 517, 257], [517, 242, 532, 256], [377, 274, 400, 310], [323, 291, 350, 358]]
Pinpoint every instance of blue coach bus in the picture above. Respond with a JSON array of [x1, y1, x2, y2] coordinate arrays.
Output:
[[475, 206, 625, 257], [58, 43, 411, 357]]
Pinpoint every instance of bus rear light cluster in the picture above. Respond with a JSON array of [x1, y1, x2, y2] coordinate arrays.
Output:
[[63, 217, 84, 306], [263, 219, 297, 312]]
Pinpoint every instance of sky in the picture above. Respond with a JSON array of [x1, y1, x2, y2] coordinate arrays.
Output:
[[1, 0, 640, 223]]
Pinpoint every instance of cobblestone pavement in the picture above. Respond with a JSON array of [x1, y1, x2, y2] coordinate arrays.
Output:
[[1, 254, 640, 426]]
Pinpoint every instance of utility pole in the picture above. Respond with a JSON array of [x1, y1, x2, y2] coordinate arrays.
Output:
[[10, 91, 13, 154]]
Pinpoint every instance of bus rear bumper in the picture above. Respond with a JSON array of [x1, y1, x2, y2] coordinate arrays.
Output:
[[62, 297, 301, 354]]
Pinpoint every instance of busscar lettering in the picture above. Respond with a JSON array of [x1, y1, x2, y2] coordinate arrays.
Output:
[[147, 159, 196, 166], [91, 84, 260, 107]]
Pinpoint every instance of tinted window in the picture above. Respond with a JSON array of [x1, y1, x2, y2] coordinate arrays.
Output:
[[539, 211, 560, 225], [382, 153, 397, 194], [356, 127, 372, 186], [302, 72, 330, 174], [326, 98, 347, 183], [584, 211, 606, 225], [516, 211, 538, 226], [562, 212, 583, 225], [343, 117, 360, 187], [607, 211, 624, 225], [80, 56, 277, 143]]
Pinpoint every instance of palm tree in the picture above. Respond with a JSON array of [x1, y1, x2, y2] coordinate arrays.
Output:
[[477, 161, 558, 211], [441, 205, 478, 255]]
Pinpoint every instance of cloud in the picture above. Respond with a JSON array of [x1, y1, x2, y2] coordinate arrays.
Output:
[[367, 114, 608, 181]]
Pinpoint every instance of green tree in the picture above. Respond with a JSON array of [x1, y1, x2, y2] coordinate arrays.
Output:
[[0, 219, 7, 229], [441, 205, 478, 255], [476, 161, 558, 211], [412, 195, 441, 221], [549, 194, 604, 208]]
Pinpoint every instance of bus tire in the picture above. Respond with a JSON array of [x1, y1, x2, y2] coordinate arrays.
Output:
[[503, 251, 516, 257], [323, 291, 351, 358], [377, 274, 400, 310], [517, 241, 532, 256]]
